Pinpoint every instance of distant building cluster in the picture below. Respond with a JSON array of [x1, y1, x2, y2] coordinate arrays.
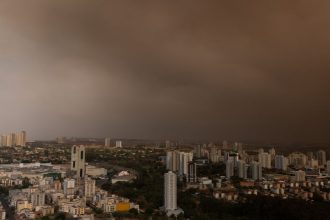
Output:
[[104, 137, 123, 148], [164, 141, 330, 210], [166, 151, 194, 177], [0, 130, 26, 147]]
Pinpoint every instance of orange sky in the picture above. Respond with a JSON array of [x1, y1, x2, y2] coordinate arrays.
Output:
[[0, 0, 329, 142]]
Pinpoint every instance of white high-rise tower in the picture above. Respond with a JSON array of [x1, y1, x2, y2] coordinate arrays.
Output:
[[164, 171, 177, 211], [105, 137, 111, 147], [163, 171, 183, 216]]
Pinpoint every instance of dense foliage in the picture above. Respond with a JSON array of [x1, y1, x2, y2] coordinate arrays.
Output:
[[179, 193, 330, 220], [101, 156, 166, 212]]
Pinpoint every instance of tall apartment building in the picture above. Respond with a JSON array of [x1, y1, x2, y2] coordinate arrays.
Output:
[[259, 152, 272, 169], [164, 171, 177, 211], [166, 151, 193, 176], [116, 141, 122, 148], [194, 145, 202, 158], [210, 146, 221, 163], [275, 155, 288, 171], [84, 178, 96, 198], [71, 145, 86, 178], [317, 150, 326, 166], [0, 131, 26, 147], [104, 137, 111, 147], [166, 151, 179, 172], [178, 152, 193, 176], [226, 160, 234, 179], [251, 161, 262, 180], [16, 131, 27, 146], [288, 152, 307, 168], [237, 160, 248, 179], [187, 162, 197, 183]]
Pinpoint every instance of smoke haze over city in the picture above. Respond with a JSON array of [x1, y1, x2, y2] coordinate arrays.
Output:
[[0, 0, 330, 142]]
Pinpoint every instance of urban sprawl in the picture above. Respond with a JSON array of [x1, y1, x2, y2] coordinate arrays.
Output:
[[0, 134, 329, 219]]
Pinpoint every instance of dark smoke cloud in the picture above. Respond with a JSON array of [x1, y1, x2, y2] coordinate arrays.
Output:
[[0, 0, 330, 142]]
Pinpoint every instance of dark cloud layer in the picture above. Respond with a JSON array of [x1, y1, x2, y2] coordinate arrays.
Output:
[[0, 0, 330, 142]]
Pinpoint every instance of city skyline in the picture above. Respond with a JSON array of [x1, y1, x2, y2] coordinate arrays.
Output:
[[1, 1, 330, 219], [1, 1, 330, 142]]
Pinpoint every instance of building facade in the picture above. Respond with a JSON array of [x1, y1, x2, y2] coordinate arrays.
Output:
[[71, 145, 86, 178], [164, 171, 177, 211]]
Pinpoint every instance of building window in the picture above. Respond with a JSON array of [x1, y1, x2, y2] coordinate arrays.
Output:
[[72, 161, 75, 168], [73, 147, 76, 154], [81, 151, 84, 159], [80, 169, 83, 177]]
